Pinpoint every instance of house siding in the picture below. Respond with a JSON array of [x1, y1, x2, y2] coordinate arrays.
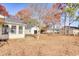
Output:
[[8, 24, 25, 39], [0, 24, 9, 40]]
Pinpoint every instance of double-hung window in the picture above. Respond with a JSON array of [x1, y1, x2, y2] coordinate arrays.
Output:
[[11, 25, 16, 34], [19, 26, 23, 34], [2, 25, 9, 34]]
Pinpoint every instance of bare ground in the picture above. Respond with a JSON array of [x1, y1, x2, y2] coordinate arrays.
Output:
[[0, 34, 79, 56]]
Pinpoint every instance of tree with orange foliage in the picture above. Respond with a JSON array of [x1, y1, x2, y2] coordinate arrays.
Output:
[[48, 3, 63, 23], [16, 8, 31, 23], [44, 15, 52, 22], [43, 3, 65, 33], [54, 13, 61, 22], [0, 4, 9, 16]]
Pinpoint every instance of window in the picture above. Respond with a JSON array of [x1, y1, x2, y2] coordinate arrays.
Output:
[[2, 25, 9, 34], [11, 25, 16, 34], [19, 26, 23, 34]]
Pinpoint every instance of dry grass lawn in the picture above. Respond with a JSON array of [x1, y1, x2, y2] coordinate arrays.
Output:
[[0, 34, 79, 56]]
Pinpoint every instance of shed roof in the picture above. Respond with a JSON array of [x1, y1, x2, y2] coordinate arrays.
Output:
[[62, 26, 79, 29]]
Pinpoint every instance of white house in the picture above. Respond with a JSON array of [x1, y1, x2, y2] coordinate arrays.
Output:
[[25, 26, 40, 34], [61, 26, 79, 35], [0, 15, 26, 40], [73, 29, 79, 36], [45, 24, 60, 34]]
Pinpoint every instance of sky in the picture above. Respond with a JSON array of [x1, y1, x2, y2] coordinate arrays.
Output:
[[0, 3, 79, 27], [1, 3, 29, 15], [1, 3, 52, 15]]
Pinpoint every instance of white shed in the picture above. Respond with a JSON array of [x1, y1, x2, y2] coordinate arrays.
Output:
[[30, 26, 40, 34], [25, 26, 40, 34]]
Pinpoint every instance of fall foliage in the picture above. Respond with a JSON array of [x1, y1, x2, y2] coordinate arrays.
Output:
[[16, 8, 31, 23], [0, 4, 9, 16], [44, 3, 65, 24], [43, 15, 52, 23], [54, 13, 61, 22], [16, 3, 66, 25]]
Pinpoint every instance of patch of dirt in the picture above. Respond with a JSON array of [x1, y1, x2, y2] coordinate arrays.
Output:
[[0, 34, 79, 56]]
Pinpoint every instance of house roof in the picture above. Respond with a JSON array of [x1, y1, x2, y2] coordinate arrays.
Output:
[[5, 16, 25, 25], [62, 26, 79, 29], [69, 26, 79, 29]]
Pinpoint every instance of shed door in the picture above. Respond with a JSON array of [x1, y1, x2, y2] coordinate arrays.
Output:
[[34, 30, 37, 34]]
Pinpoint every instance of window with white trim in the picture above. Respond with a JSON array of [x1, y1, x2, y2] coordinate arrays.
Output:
[[11, 25, 16, 34], [19, 26, 23, 34]]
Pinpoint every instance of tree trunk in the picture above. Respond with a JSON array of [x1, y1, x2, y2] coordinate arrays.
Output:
[[52, 23, 55, 34], [68, 19, 71, 35], [64, 12, 67, 35]]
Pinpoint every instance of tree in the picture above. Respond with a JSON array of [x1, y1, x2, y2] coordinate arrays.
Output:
[[27, 19, 39, 27], [28, 3, 48, 40], [16, 8, 31, 23], [44, 3, 64, 32], [28, 3, 48, 24], [28, 4, 49, 28], [64, 3, 79, 35], [0, 4, 9, 16]]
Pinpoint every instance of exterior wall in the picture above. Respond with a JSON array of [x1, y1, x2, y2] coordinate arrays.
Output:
[[8, 24, 25, 39], [25, 29, 31, 34], [60, 28, 73, 35], [0, 24, 9, 40], [72, 29, 79, 35], [46, 30, 53, 33], [60, 27, 79, 35], [0, 24, 2, 35]]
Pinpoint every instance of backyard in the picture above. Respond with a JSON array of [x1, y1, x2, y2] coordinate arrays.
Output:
[[0, 34, 79, 56]]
